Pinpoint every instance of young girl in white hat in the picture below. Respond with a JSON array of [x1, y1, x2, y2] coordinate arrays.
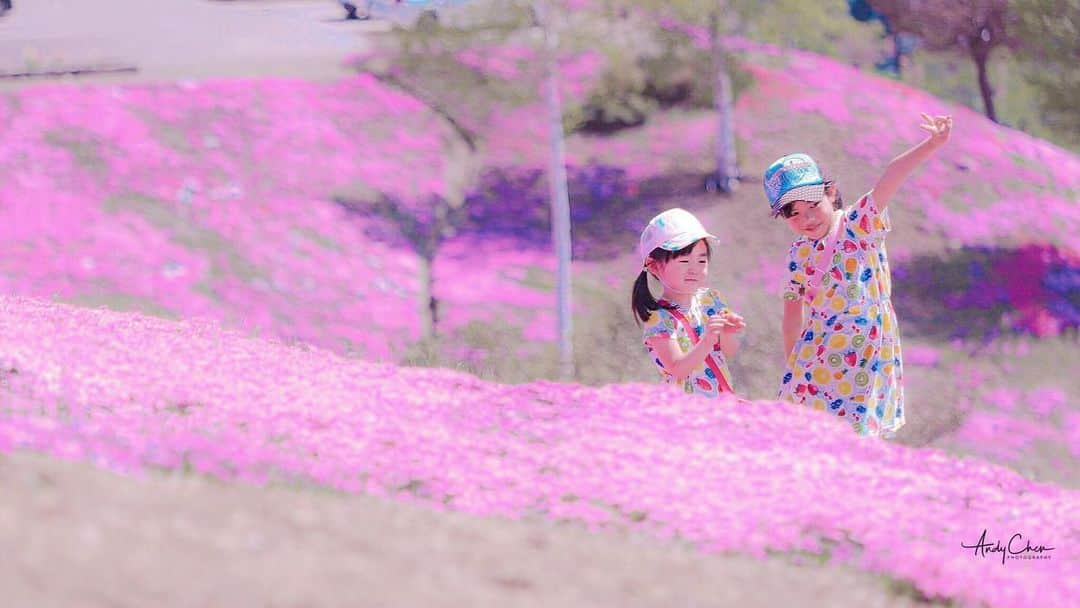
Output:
[[632, 208, 746, 397]]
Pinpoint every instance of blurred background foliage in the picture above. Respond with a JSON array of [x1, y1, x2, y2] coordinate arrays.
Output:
[[366, 0, 1077, 151]]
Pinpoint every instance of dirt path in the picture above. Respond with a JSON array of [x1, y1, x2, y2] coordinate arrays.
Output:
[[0, 451, 926, 608]]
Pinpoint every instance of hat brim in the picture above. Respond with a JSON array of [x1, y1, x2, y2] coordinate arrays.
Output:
[[640, 231, 717, 266], [770, 184, 826, 217], [654, 231, 716, 254], [659, 231, 716, 250]]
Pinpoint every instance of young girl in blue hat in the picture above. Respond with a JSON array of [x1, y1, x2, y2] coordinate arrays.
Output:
[[632, 208, 746, 397], [765, 113, 952, 437]]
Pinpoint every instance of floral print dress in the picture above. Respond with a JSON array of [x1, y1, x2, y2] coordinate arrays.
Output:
[[642, 287, 736, 397], [778, 193, 905, 437]]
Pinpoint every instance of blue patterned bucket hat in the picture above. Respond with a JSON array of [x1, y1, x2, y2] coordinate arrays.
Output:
[[763, 153, 826, 217]]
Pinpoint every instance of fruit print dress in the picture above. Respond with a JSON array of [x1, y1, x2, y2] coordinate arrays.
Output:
[[778, 193, 905, 437], [642, 287, 736, 397]]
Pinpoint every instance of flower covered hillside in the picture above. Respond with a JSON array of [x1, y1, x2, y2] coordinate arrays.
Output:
[[0, 77, 568, 357], [0, 296, 1075, 608]]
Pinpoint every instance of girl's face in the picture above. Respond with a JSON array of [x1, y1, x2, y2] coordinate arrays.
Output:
[[784, 196, 836, 240], [649, 239, 710, 296]]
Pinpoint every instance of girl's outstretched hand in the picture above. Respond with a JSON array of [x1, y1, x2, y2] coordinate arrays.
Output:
[[920, 113, 952, 148]]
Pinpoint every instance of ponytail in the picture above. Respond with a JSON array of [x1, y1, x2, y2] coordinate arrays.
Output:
[[632, 269, 660, 324]]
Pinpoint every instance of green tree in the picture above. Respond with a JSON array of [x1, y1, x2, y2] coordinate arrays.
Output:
[[535, 0, 575, 380], [868, 0, 1021, 122], [1012, 0, 1080, 144], [620, 0, 748, 192], [352, 1, 578, 376], [343, 7, 500, 343]]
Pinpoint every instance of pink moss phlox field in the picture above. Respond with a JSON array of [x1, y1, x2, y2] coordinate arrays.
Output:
[[901, 344, 940, 368], [1, 297, 1076, 608], [0, 77, 557, 355], [893, 244, 1079, 337], [954, 382, 1076, 461]]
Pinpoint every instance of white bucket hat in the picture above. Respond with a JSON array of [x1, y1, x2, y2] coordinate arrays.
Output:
[[638, 208, 716, 267]]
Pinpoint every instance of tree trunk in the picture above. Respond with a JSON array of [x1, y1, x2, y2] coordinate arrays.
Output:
[[417, 254, 438, 341], [710, 7, 738, 193], [972, 46, 997, 123], [536, 0, 574, 380]]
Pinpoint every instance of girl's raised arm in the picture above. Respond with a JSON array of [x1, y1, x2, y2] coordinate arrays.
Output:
[[870, 113, 952, 212]]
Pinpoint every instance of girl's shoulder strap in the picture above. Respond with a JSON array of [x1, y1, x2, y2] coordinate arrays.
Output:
[[787, 235, 809, 259], [805, 210, 846, 304]]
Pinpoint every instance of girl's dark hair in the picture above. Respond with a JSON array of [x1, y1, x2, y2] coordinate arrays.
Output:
[[631, 238, 712, 324], [778, 169, 843, 218]]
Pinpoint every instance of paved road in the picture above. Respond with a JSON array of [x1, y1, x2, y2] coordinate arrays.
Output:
[[0, 0, 389, 84]]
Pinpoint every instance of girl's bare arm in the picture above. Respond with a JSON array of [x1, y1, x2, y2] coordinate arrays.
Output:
[[646, 332, 720, 382], [871, 113, 952, 211], [782, 298, 804, 362]]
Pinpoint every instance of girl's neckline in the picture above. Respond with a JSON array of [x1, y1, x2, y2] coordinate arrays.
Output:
[[658, 287, 708, 310], [808, 208, 845, 245]]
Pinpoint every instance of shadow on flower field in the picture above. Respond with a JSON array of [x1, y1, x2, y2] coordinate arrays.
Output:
[[893, 244, 1080, 341]]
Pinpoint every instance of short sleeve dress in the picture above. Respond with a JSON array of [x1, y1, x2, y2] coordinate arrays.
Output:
[[642, 287, 736, 397], [778, 193, 905, 437]]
